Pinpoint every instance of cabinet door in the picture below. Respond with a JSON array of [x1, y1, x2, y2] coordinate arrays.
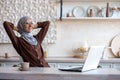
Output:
[[57, 63, 83, 68], [48, 63, 57, 68], [99, 63, 113, 68], [113, 63, 120, 70], [0, 62, 19, 67], [48, 62, 120, 70], [99, 63, 120, 70]]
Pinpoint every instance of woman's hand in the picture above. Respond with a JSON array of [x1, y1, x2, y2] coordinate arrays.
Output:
[[14, 27, 18, 31], [33, 23, 38, 29]]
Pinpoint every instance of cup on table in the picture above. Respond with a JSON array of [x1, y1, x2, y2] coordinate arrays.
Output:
[[19, 62, 30, 71]]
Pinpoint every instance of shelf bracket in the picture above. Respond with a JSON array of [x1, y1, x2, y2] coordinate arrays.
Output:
[[60, 0, 63, 21]]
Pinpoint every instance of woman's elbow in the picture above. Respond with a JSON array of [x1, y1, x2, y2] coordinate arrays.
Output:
[[3, 21, 7, 26], [46, 21, 50, 25]]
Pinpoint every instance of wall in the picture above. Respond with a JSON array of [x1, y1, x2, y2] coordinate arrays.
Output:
[[0, 0, 56, 43], [47, 20, 120, 58], [0, 0, 120, 58]]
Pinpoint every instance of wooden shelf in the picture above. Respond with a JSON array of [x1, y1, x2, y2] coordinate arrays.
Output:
[[51, 0, 120, 2], [53, 0, 120, 20], [56, 17, 120, 20]]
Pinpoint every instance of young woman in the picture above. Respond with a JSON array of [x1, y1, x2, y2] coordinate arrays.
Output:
[[3, 16, 50, 67]]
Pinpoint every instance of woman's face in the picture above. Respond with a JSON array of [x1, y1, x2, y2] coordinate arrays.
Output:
[[24, 18, 34, 33]]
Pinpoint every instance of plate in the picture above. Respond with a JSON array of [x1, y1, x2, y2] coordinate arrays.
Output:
[[72, 6, 85, 17], [101, 7, 114, 17], [87, 6, 100, 17], [19, 67, 29, 71], [111, 34, 120, 57]]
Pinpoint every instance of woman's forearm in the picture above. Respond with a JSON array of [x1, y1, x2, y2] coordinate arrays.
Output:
[[3, 21, 18, 46], [37, 21, 50, 28]]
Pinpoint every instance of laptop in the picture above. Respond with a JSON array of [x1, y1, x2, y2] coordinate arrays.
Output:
[[59, 46, 105, 72]]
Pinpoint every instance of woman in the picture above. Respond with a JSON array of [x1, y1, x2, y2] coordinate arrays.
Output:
[[3, 16, 50, 67]]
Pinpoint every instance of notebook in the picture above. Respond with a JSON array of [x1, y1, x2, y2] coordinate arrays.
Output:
[[59, 46, 105, 72]]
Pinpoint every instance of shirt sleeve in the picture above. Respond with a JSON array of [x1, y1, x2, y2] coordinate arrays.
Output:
[[3, 21, 19, 48], [36, 21, 50, 44]]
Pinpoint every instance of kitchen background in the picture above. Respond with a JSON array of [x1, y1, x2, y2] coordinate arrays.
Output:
[[0, 0, 120, 58]]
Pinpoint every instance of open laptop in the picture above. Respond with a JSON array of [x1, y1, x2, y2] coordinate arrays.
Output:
[[59, 46, 105, 72]]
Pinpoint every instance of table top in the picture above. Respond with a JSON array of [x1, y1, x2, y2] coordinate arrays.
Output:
[[0, 67, 120, 80]]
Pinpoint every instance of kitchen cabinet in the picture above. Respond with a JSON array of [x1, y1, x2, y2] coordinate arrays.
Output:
[[0, 56, 21, 67], [52, 0, 120, 20], [48, 62, 120, 70], [0, 57, 120, 70], [46, 58, 120, 70]]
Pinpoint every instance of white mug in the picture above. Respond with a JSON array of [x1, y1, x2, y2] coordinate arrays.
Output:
[[20, 62, 30, 71]]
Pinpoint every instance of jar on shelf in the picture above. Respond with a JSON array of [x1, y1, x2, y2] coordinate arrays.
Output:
[[66, 10, 73, 17], [89, 9, 93, 17]]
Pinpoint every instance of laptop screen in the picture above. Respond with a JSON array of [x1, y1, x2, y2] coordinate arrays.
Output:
[[82, 46, 105, 72], [59, 45, 105, 72]]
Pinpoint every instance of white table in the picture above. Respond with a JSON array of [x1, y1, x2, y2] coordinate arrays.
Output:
[[0, 67, 120, 80]]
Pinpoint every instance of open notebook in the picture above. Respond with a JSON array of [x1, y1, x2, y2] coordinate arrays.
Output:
[[59, 46, 105, 72]]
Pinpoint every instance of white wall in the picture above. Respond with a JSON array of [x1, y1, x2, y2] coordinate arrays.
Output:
[[46, 20, 120, 58]]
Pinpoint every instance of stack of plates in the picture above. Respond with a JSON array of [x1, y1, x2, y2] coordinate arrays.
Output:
[[71, 5, 114, 17], [72, 6, 85, 17]]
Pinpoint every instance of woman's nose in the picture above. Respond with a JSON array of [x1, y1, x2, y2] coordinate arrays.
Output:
[[29, 24, 33, 27], [28, 23, 33, 26]]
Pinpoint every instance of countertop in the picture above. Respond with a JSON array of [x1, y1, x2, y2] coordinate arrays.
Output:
[[0, 56, 20, 62], [0, 56, 120, 63], [45, 57, 120, 63]]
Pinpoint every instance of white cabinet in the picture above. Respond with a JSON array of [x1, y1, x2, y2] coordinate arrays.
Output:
[[0, 62, 19, 67], [0, 56, 21, 67], [57, 63, 83, 68], [100, 63, 120, 70], [0, 57, 119, 70], [54, 0, 120, 20], [48, 63, 57, 68], [48, 62, 120, 70], [46, 58, 120, 70]]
